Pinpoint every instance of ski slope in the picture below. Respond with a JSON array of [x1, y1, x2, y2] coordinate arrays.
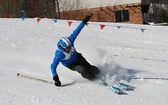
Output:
[[0, 18, 168, 105]]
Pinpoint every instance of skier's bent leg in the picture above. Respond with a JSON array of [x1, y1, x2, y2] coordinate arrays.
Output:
[[74, 65, 84, 74], [89, 66, 100, 75], [81, 70, 96, 81]]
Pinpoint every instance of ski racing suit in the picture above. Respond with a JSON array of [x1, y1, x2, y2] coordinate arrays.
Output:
[[50, 22, 99, 81]]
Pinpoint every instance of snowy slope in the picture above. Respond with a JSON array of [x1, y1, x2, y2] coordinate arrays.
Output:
[[0, 18, 168, 105]]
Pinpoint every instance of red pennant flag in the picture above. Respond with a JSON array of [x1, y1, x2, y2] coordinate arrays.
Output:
[[68, 21, 73, 27], [100, 24, 105, 30], [37, 18, 41, 23]]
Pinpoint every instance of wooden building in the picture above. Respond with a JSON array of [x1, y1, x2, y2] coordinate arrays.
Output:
[[58, 0, 150, 24]]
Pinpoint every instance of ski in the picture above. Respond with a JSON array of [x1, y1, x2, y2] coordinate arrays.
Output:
[[117, 82, 128, 90], [117, 82, 135, 91], [17, 73, 134, 93], [96, 78, 127, 95]]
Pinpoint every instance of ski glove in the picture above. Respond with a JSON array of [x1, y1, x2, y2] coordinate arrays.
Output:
[[82, 13, 93, 24], [53, 75, 61, 86]]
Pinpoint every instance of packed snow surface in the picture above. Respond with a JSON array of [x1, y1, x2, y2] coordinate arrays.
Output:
[[0, 18, 168, 105]]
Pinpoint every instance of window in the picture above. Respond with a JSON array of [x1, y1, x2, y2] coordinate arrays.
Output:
[[115, 10, 129, 22]]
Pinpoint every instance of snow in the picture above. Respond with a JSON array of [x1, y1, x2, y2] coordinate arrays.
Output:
[[0, 18, 168, 105]]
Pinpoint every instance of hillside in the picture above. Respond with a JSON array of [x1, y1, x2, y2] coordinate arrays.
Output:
[[0, 18, 168, 105]]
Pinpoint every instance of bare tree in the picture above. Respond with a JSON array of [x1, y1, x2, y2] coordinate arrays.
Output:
[[159, 0, 168, 23], [0, 0, 60, 18], [58, 0, 88, 19], [29, 0, 59, 18], [59, 0, 86, 11], [143, 0, 168, 23], [0, 0, 20, 18]]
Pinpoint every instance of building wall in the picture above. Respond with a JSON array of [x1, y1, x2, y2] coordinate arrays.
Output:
[[58, 0, 141, 11], [60, 2, 143, 24], [83, 0, 141, 9]]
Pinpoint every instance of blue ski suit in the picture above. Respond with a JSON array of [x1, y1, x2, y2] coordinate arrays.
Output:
[[50, 22, 85, 77]]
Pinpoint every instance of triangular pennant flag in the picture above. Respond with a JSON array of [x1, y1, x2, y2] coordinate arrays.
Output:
[[53, 19, 57, 23], [22, 16, 26, 21], [37, 18, 41, 23], [141, 28, 145, 33], [100, 24, 105, 30], [86, 23, 89, 26], [68, 21, 73, 27], [117, 26, 121, 29]]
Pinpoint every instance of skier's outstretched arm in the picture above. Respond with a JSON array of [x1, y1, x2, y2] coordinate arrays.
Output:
[[69, 14, 93, 43]]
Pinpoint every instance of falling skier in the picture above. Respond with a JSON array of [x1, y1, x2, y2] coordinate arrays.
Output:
[[51, 14, 100, 87]]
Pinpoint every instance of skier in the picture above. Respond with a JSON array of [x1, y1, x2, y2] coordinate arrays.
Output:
[[51, 14, 100, 87]]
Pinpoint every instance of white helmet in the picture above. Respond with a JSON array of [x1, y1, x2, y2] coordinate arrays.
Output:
[[59, 37, 71, 49]]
